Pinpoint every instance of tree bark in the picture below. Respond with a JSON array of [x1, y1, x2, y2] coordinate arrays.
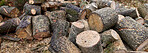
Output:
[[137, 4, 148, 18], [135, 17, 145, 25], [0, 18, 20, 34], [128, 51, 148, 53], [144, 14, 148, 25], [0, 15, 3, 22], [49, 36, 81, 53], [32, 15, 50, 40], [66, 3, 82, 13], [115, 16, 148, 51], [65, 8, 79, 22], [0, 6, 19, 18], [88, 7, 118, 32], [29, 0, 45, 4], [76, 30, 103, 53], [41, 2, 61, 11], [24, 3, 41, 15], [97, 0, 116, 9]]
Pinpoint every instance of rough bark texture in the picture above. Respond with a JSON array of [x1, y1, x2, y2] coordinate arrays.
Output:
[[97, 0, 116, 9], [44, 10, 66, 24], [137, 4, 148, 18], [128, 51, 148, 53], [144, 14, 148, 25], [68, 21, 85, 45], [76, 30, 103, 53], [41, 2, 61, 11], [65, 8, 79, 22], [0, 6, 19, 18], [49, 36, 81, 53], [100, 29, 119, 47], [29, 0, 45, 4], [0, 18, 20, 34], [115, 17, 148, 51], [0, 15, 3, 22], [88, 7, 118, 32], [66, 3, 82, 13], [135, 17, 145, 25], [32, 15, 50, 40], [24, 3, 41, 15]]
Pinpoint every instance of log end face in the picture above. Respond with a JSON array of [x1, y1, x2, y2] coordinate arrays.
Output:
[[72, 22, 84, 29], [111, 29, 119, 40], [29, 0, 34, 4], [31, 9, 36, 15]]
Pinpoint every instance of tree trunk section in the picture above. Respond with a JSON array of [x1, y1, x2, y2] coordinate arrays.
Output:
[[115, 16, 148, 51], [32, 15, 50, 40], [88, 7, 118, 32], [97, 0, 116, 9], [137, 4, 148, 18], [0, 6, 19, 18], [29, 0, 45, 4], [76, 30, 103, 53]]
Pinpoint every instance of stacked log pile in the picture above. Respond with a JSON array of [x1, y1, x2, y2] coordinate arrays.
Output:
[[0, 0, 148, 53]]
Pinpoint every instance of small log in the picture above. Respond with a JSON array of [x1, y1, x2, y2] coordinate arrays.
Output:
[[137, 4, 148, 18], [135, 17, 145, 25], [97, 0, 116, 9], [68, 21, 85, 44], [0, 6, 19, 18], [49, 36, 81, 53], [88, 7, 118, 32], [128, 51, 148, 53], [115, 16, 148, 51], [76, 30, 103, 53], [32, 15, 50, 40], [77, 19, 90, 30], [16, 15, 33, 40], [24, 3, 41, 15], [66, 3, 82, 13], [100, 29, 119, 47], [29, 0, 45, 4], [0, 15, 3, 22], [44, 10, 66, 24], [0, 18, 20, 34], [65, 8, 79, 22], [41, 2, 61, 11]]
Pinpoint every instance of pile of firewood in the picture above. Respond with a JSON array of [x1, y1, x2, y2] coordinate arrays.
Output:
[[0, 0, 148, 53]]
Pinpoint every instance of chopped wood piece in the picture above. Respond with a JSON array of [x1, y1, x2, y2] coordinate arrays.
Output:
[[135, 17, 145, 25], [68, 21, 85, 44], [49, 36, 81, 53], [0, 18, 20, 34], [0, 6, 19, 18], [76, 30, 103, 53], [24, 3, 41, 15], [29, 0, 45, 4], [97, 0, 116, 9], [88, 7, 118, 32], [137, 4, 148, 18], [41, 2, 61, 11], [32, 15, 50, 40], [0, 15, 3, 22], [100, 29, 119, 47], [77, 19, 90, 30], [115, 17, 148, 51]]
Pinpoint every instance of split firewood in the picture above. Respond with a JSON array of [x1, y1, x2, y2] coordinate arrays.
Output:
[[29, 0, 45, 4], [100, 29, 119, 47], [44, 10, 66, 24], [88, 7, 118, 32], [0, 6, 19, 18], [135, 17, 145, 25], [77, 19, 90, 30], [97, 0, 116, 9], [137, 4, 148, 18], [68, 21, 85, 44], [115, 16, 148, 51], [0, 18, 20, 34], [32, 15, 50, 40], [24, 3, 41, 15], [76, 30, 103, 53], [0, 15, 3, 22], [41, 2, 62, 11], [16, 15, 33, 40]]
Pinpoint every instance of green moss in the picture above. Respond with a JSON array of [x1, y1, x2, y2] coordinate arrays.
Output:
[[0, 0, 6, 6]]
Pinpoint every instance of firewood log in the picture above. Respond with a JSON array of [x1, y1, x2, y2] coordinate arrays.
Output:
[[88, 7, 118, 32], [135, 17, 145, 25], [65, 8, 79, 22], [76, 30, 103, 53], [41, 2, 62, 11], [32, 15, 50, 40], [16, 15, 33, 40], [0, 6, 19, 18], [144, 14, 148, 25], [66, 3, 82, 13], [29, 0, 45, 4], [49, 36, 81, 53], [0, 18, 20, 34], [97, 0, 116, 9], [77, 19, 90, 30], [128, 51, 148, 53], [137, 4, 148, 18], [115, 16, 148, 51], [24, 3, 41, 15], [0, 15, 3, 22]]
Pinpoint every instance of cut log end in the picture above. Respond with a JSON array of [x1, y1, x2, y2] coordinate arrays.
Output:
[[136, 39, 148, 51], [29, 0, 34, 4], [76, 30, 100, 47], [72, 22, 84, 29], [110, 1, 116, 10], [111, 29, 119, 40], [88, 14, 103, 32], [31, 9, 36, 15]]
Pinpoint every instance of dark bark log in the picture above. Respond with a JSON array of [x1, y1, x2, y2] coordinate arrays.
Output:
[[44, 10, 66, 24], [115, 16, 148, 51], [24, 3, 41, 15], [97, 0, 116, 9], [88, 7, 118, 32], [135, 17, 145, 25], [137, 4, 148, 18], [65, 8, 79, 22], [49, 36, 81, 53], [0, 15, 3, 22], [16, 15, 33, 40], [32, 15, 50, 40], [0, 18, 20, 34], [41, 2, 62, 11], [0, 6, 19, 18], [66, 3, 82, 13], [29, 0, 45, 4], [100, 29, 119, 47], [68, 21, 85, 44], [76, 30, 103, 53]]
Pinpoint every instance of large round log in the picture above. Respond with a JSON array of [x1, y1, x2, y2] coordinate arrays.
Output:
[[32, 15, 50, 40], [115, 16, 148, 51], [0, 18, 20, 34], [49, 36, 81, 53], [76, 30, 103, 53], [88, 7, 118, 32], [0, 6, 19, 18], [137, 4, 148, 18]]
